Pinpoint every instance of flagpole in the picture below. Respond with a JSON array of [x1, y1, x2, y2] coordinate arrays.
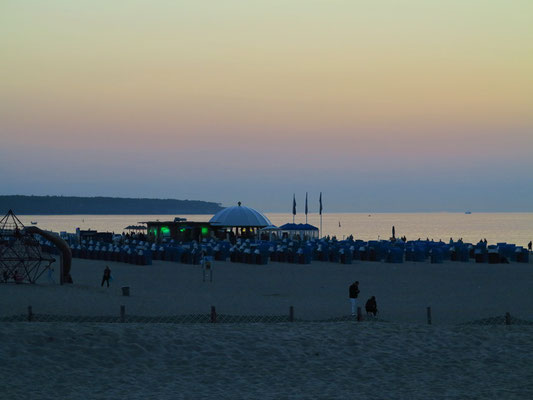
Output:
[[292, 194, 296, 224], [319, 192, 323, 239], [305, 192, 308, 224]]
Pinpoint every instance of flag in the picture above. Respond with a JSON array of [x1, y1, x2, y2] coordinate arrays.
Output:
[[305, 192, 308, 216], [292, 194, 296, 216], [319, 192, 323, 215]]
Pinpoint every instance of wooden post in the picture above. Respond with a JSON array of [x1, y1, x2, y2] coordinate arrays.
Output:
[[27, 306, 33, 322], [505, 312, 511, 325], [120, 305, 125, 323], [357, 306, 362, 321], [289, 306, 294, 322], [210, 306, 217, 323], [427, 306, 432, 325]]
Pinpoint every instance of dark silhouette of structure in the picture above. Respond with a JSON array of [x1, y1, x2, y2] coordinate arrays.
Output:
[[0, 209, 72, 284]]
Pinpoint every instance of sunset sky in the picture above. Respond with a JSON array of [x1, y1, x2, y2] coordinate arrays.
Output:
[[1, 0, 532, 211]]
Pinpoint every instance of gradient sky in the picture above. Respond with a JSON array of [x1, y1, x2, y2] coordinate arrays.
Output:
[[1, 1, 532, 212]]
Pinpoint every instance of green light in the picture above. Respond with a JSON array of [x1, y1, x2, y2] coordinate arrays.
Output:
[[161, 226, 170, 235], [180, 228, 186, 232], [201, 227, 209, 235]]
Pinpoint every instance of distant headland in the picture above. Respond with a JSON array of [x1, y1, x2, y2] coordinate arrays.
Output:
[[0, 195, 223, 215]]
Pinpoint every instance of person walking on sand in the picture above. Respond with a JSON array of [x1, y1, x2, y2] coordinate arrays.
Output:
[[101, 266, 111, 287], [529, 241, 532, 252], [349, 281, 360, 316]]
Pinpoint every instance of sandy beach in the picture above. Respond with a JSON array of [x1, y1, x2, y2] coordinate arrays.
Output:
[[1, 321, 532, 400], [2, 257, 532, 323], [1, 258, 533, 399]]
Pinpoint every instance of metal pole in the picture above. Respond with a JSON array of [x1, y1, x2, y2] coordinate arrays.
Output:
[[289, 306, 294, 322], [120, 305, 125, 323], [211, 306, 217, 323], [28, 306, 33, 322], [427, 306, 432, 325]]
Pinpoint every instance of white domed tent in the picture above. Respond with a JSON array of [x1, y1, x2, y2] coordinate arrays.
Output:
[[210, 202, 271, 227], [210, 202, 272, 238]]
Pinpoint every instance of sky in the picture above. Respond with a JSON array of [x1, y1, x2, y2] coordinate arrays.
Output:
[[1, 0, 532, 212]]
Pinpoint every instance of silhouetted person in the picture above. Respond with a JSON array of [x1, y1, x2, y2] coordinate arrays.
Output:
[[349, 281, 360, 316], [529, 241, 532, 252], [365, 296, 378, 316], [101, 266, 111, 287]]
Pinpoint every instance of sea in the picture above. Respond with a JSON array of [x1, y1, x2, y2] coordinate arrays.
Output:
[[16, 213, 533, 247]]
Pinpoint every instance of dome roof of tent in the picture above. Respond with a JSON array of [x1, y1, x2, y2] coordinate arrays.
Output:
[[209, 202, 271, 227]]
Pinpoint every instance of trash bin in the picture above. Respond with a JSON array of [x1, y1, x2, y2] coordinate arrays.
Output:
[[121, 286, 130, 296]]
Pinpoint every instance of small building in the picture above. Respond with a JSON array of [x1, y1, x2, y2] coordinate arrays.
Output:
[[278, 223, 319, 240], [142, 203, 271, 242], [78, 229, 113, 243], [144, 219, 215, 242], [124, 225, 147, 234]]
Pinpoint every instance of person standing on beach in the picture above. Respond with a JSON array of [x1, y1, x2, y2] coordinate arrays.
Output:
[[528, 241, 532, 252], [349, 281, 360, 316], [101, 266, 111, 287]]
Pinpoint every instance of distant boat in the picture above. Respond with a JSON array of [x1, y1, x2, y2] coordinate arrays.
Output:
[[30, 221, 37, 225], [465, 211, 472, 214]]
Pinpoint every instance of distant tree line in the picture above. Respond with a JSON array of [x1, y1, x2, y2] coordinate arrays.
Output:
[[0, 195, 224, 215]]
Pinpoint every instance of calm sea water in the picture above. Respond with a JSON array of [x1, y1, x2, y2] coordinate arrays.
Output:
[[16, 213, 533, 247]]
